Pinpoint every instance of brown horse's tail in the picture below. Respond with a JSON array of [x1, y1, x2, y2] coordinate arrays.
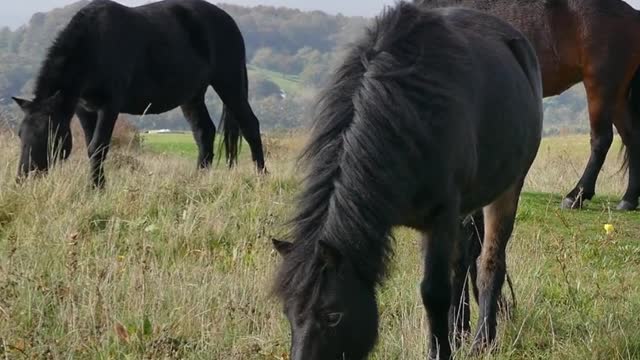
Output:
[[218, 65, 247, 167], [622, 67, 640, 172]]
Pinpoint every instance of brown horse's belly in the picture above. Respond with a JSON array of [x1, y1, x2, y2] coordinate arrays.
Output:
[[539, 51, 583, 97]]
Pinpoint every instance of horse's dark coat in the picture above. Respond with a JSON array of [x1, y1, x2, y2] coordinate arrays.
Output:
[[273, 2, 543, 359], [14, 0, 266, 186], [417, 0, 640, 211]]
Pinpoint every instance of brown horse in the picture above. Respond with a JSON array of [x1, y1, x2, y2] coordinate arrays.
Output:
[[419, 0, 640, 211]]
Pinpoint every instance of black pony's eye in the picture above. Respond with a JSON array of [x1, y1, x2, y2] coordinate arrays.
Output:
[[326, 312, 343, 327]]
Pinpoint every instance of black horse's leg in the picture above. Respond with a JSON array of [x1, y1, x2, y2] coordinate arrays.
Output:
[[562, 80, 615, 209], [181, 97, 216, 168], [467, 212, 483, 306], [450, 210, 484, 343], [75, 107, 98, 147], [87, 108, 118, 188], [421, 202, 458, 360], [449, 215, 473, 344], [472, 182, 521, 353], [212, 70, 266, 172]]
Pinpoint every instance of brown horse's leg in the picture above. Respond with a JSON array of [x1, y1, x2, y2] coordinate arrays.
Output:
[[618, 127, 640, 210], [617, 75, 640, 210], [472, 181, 522, 353], [562, 79, 615, 209]]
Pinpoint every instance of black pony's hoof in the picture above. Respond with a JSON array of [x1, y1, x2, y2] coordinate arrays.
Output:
[[616, 200, 638, 211], [470, 339, 487, 356], [561, 197, 581, 210]]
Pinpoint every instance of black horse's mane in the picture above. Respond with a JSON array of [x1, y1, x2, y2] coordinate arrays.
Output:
[[275, 1, 469, 304], [415, 0, 565, 10], [33, 1, 100, 100]]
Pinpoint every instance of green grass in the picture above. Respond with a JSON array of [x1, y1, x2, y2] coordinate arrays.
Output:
[[143, 133, 199, 158], [1, 133, 639, 359], [142, 133, 254, 163], [247, 64, 303, 94]]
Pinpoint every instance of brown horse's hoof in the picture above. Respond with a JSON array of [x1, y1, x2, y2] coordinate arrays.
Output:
[[616, 200, 638, 211]]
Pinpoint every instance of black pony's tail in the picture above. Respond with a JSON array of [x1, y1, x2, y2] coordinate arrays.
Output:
[[622, 67, 640, 173], [218, 65, 248, 167]]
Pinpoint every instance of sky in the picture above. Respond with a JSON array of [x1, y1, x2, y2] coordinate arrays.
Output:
[[2, 0, 640, 29]]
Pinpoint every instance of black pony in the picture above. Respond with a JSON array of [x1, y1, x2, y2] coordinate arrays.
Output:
[[272, 2, 543, 359], [13, 0, 266, 187]]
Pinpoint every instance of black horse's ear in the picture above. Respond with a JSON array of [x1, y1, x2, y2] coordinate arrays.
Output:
[[12, 97, 32, 110], [319, 240, 341, 268], [42, 90, 63, 108], [272, 238, 293, 256]]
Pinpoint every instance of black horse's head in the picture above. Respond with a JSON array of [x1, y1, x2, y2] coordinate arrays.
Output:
[[273, 239, 379, 360], [13, 92, 72, 180]]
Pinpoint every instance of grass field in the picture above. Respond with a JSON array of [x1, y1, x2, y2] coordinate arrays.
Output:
[[1, 132, 639, 359]]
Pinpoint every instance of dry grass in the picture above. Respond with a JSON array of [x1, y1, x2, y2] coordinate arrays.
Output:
[[0, 132, 639, 359], [70, 115, 142, 153]]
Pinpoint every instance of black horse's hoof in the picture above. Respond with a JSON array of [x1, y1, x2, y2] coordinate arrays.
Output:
[[561, 197, 581, 210], [616, 200, 638, 211], [470, 339, 487, 356]]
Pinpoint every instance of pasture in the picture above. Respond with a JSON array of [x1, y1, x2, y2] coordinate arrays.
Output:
[[0, 132, 639, 359]]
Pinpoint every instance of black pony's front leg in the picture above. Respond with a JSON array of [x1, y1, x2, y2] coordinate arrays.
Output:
[[76, 107, 98, 147], [87, 108, 118, 188], [421, 201, 459, 360]]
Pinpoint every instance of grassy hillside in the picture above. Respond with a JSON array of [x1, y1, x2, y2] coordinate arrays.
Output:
[[0, 132, 638, 359], [247, 65, 303, 95]]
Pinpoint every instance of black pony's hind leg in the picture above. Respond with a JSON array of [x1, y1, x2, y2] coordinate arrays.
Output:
[[472, 182, 522, 354], [421, 201, 459, 360], [181, 96, 216, 168], [449, 214, 475, 345], [450, 210, 484, 344], [87, 108, 118, 188], [75, 107, 98, 147], [212, 70, 266, 172]]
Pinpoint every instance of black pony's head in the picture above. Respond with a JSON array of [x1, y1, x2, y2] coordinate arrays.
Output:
[[273, 239, 379, 360], [13, 91, 72, 180]]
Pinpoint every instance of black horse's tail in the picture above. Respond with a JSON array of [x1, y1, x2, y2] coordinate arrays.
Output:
[[623, 67, 640, 172], [219, 65, 248, 167]]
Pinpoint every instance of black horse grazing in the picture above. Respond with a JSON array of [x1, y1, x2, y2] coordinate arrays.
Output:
[[272, 2, 543, 359], [12, 0, 266, 187]]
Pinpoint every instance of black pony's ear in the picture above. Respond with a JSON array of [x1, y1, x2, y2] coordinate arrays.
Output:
[[318, 240, 341, 268], [12, 97, 32, 110], [272, 238, 293, 256], [42, 90, 63, 108]]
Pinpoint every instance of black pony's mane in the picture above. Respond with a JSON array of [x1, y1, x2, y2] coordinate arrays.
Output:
[[415, 0, 564, 9], [33, 1, 98, 101], [274, 1, 469, 305]]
